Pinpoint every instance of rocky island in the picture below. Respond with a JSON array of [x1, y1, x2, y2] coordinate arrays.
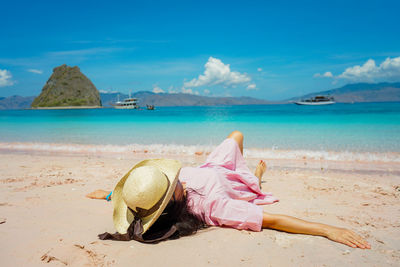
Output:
[[31, 64, 102, 109]]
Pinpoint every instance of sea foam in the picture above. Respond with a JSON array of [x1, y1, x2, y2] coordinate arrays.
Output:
[[1, 142, 399, 163]]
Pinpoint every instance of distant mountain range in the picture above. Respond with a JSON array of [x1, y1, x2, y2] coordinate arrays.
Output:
[[289, 82, 400, 103], [100, 91, 272, 107], [1, 82, 400, 109], [0, 95, 36, 110]]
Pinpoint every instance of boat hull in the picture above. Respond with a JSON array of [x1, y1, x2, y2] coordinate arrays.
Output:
[[295, 101, 335, 105], [113, 105, 138, 109]]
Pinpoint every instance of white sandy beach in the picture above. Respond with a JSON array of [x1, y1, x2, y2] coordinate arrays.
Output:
[[30, 106, 103, 110], [0, 147, 399, 266]]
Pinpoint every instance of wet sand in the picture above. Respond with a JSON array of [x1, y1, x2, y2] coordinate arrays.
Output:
[[0, 149, 399, 266]]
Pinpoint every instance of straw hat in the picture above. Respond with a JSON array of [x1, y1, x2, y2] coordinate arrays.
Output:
[[112, 159, 181, 234]]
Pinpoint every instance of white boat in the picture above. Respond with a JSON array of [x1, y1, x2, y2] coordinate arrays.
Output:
[[295, 95, 335, 105], [112, 93, 139, 109]]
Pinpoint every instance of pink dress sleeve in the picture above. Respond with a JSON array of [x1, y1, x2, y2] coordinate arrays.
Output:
[[203, 197, 264, 232]]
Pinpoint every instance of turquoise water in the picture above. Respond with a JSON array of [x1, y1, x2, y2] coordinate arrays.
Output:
[[0, 103, 399, 152]]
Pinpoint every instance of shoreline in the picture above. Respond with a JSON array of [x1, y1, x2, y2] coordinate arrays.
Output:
[[29, 105, 103, 110], [1, 141, 399, 164]]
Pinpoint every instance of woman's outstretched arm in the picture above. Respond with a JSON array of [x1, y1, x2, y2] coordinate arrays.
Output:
[[86, 190, 112, 200], [262, 212, 371, 249]]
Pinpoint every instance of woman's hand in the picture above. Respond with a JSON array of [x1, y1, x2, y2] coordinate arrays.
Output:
[[86, 190, 111, 200], [325, 226, 371, 249]]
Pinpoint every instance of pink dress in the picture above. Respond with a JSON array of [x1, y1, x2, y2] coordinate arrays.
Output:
[[178, 138, 278, 232]]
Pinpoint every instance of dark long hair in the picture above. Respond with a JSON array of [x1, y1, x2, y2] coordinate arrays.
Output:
[[143, 189, 207, 241]]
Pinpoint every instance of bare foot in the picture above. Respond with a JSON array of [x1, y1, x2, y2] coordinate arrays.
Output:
[[255, 160, 267, 187], [86, 190, 111, 200]]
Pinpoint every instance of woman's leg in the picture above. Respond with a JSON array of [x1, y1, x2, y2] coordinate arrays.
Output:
[[254, 160, 267, 187], [227, 130, 244, 155], [227, 130, 266, 187]]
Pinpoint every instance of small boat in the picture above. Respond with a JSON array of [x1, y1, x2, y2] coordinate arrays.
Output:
[[295, 95, 335, 105], [112, 93, 139, 109], [146, 105, 155, 110]]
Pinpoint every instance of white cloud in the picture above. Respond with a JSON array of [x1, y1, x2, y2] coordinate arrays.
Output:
[[246, 83, 257, 90], [168, 86, 178, 94], [27, 69, 43, 74], [0, 69, 14, 87], [203, 89, 210, 95], [184, 57, 251, 88], [181, 87, 194, 94], [181, 87, 199, 95], [257, 68, 263, 72], [99, 89, 118, 93], [47, 47, 120, 57], [338, 57, 400, 81], [313, 71, 333, 78], [152, 85, 165, 93]]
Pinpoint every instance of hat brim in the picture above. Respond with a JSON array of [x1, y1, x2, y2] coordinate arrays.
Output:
[[112, 159, 181, 234]]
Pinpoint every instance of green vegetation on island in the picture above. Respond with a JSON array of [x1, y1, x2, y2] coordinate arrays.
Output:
[[31, 64, 101, 108]]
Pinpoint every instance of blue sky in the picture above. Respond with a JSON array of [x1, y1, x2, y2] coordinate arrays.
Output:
[[1, 0, 400, 100]]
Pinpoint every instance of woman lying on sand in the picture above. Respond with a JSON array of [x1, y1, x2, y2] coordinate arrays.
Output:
[[87, 131, 370, 248]]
